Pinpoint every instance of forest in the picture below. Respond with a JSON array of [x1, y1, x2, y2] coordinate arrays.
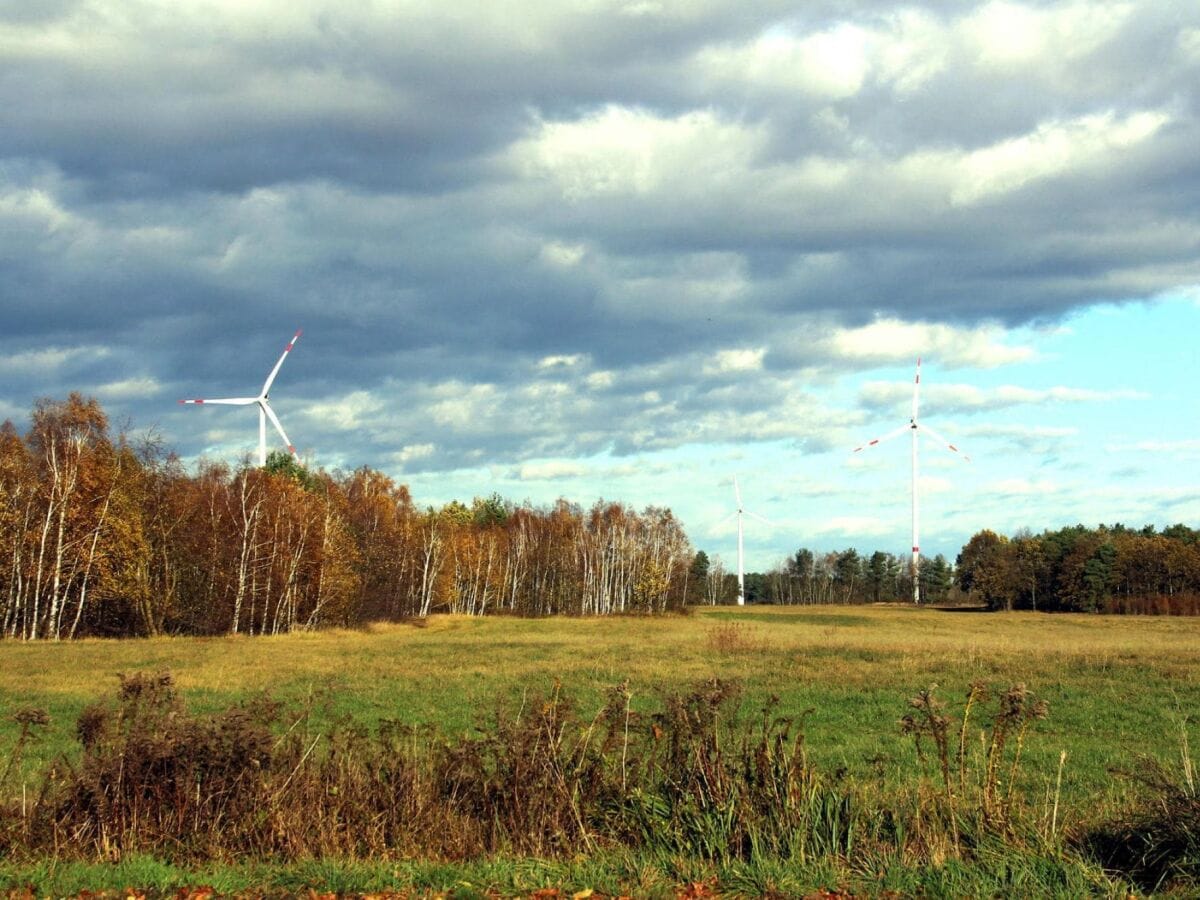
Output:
[[696, 548, 955, 606], [3, 394, 1197, 640], [953, 523, 1200, 613], [0, 395, 694, 639], [722, 527, 1200, 614]]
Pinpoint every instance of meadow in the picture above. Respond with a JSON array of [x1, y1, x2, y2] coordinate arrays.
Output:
[[1, 605, 1198, 897]]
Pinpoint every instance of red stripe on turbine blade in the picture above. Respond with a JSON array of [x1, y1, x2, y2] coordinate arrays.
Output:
[[869, 439, 879, 445], [949, 444, 958, 451], [913, 546, 919, 552], [288, 445, 296, 454]]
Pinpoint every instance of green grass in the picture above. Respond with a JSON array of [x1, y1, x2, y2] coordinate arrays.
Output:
[[2, 605, 1197, 816], [1, 605, 1196, 895], [0, 849, 1129, 898]]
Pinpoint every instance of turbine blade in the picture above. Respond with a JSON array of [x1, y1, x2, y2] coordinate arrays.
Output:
[[745, 510, 775, 527], [262, 401, 298, 458], [179, 397, 257, 405], [912, 357, 921, 422], [852, 424, 910, 454], [261, 329, 302, 396], [918, 423, 970, 462], [733, 474, 743, 509]]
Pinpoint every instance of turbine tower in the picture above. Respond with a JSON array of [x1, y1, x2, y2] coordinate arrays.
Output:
[[180, 330, 303, 467], [852, 358, 969, 604], [729, 475, 771, 606]]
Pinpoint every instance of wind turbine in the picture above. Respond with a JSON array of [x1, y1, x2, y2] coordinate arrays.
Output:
[[728, 475, 771, 606], [852, 358, 969, 604], [180, 330, 303, 467]]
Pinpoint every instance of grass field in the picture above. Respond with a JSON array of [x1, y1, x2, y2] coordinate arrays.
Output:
[[2, 604, 1198, 896]]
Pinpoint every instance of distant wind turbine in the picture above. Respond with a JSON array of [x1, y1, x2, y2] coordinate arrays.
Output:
[[180, 330, 303, 467], [852, 358, 969, 604], [727, 475, 772, 606]]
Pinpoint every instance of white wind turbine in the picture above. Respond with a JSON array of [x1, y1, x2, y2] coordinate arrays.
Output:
[[727, 475, 771, 606], [180, 330, 303, 467], [852, 358, 969, 605]]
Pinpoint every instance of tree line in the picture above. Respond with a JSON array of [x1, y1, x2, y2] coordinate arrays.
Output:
[[5, 396, 1194, 638], [700, 522, 1200, 613], [956, 523, 1200, 613], [0, 395, 693, 639], [690, 547, 956, 606]]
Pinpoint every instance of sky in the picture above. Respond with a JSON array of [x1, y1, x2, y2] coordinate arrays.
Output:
[[2, 0, 1199, 571]]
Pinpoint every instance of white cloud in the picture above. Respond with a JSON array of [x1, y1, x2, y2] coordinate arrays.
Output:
[[429, 383, 498, 429], [969, 424, 1076, 437], [705, 347, 765, 374], [948, 109, 1169, 205], [539, 241, 586, 267], [512, 105, 765, 200], [1181, 27, 1200, 61], [1105, 438, 1200, 455], [521, 380, 573, 400], [861, 380, 1147, 411], [305, 390, 383, 431], [537, 353, 584, 369], [697, 23, 871, 98], [963, 0, 1133, 69], [0, 185, 77, 234], [393, 443, 436, 465], [827, 319, 1033, 368], [95, 376, 160, 399], [992, 385, 1147, 404], [990, 477, 1063, 496], [517, 460, 589, 480], [620, 2, 664, 18], [919, 475, 954, 494], [0, 346, 109, 375], [875, 9, 951, 94], [964, 423, 1078, 450], [809, 516, 895, 538]]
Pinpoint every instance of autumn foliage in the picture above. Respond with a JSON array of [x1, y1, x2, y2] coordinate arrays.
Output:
[[0, 396, 693, 639], [956, 524, 1200, 613]]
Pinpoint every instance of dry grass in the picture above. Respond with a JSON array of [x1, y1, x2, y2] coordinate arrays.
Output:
[[2, 604, 1198, 824], [705, 621, 771, 654], [6, 605, 1198, 697]]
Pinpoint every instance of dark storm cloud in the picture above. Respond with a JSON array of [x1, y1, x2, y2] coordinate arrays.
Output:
[[2, 0, 1199, 472]]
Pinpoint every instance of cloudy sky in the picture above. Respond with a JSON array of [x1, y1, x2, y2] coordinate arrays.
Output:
[[3, 0, 1200, 570]]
